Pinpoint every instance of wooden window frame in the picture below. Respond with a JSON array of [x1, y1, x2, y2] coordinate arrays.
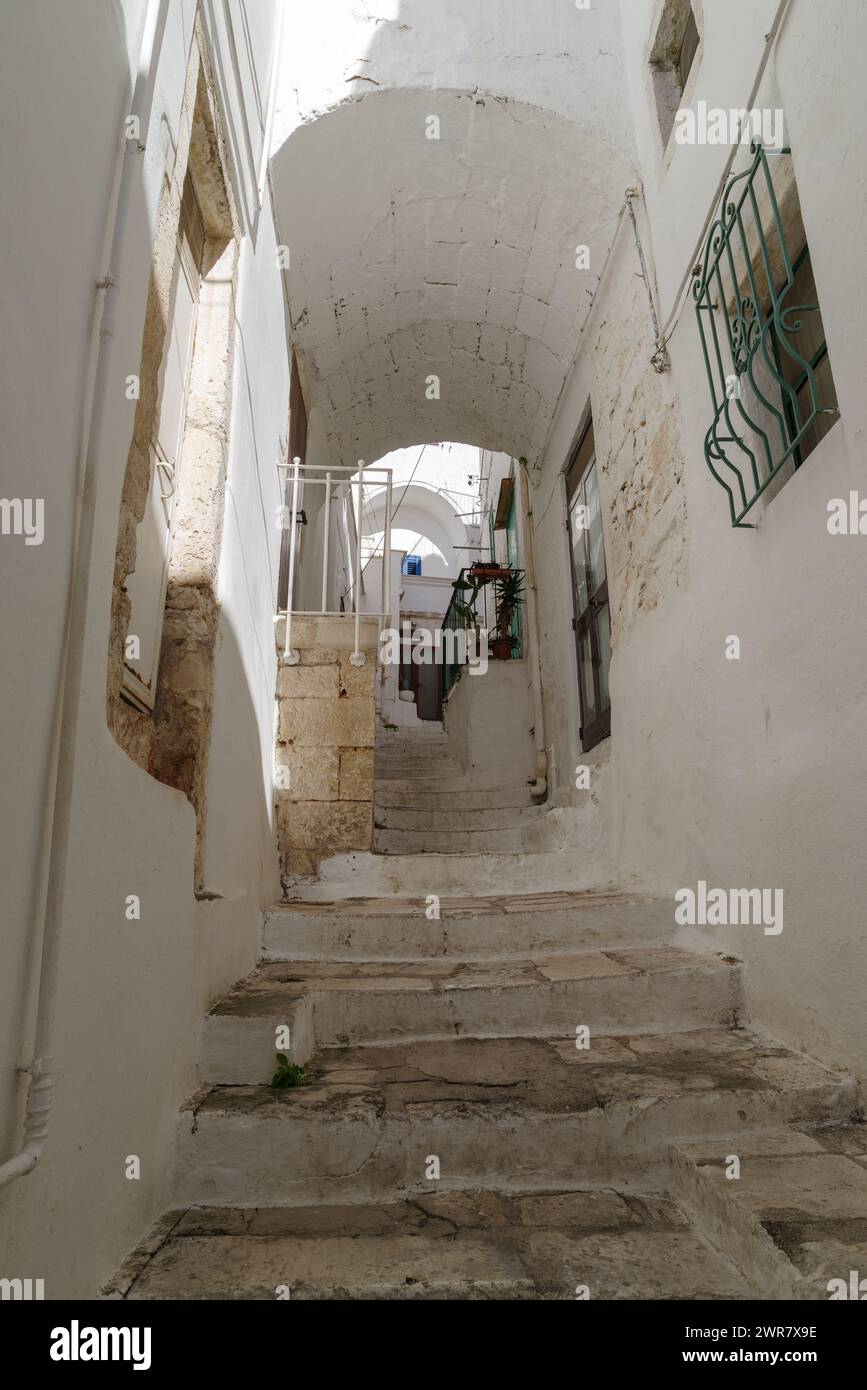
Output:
[[677, 6, 700, 90], [277, 353, 308, 611], [565, 421, 611, 752]]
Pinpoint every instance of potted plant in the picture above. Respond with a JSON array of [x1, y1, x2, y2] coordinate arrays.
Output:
[[449, 574, 482, 630], [490, 569, 525, 660], [469, 559, 511, 582]]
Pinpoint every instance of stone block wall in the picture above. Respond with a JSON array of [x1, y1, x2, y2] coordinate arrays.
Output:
[[106, 29, 239, 891], [275, 615, 378, 883]]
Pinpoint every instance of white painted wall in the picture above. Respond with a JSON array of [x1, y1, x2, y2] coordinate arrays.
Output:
[[270, 1, 636, 464], [400, 574, 454, 618], [445, 660, 536, 785], [531, 0, 867, 1082], [0, 0, 286, 1296], [3, 0, 865, 1298]]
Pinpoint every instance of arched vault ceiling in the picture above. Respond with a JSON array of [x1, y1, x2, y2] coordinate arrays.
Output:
[[271, 87, 635, 464], [365, 483, 474, 549]]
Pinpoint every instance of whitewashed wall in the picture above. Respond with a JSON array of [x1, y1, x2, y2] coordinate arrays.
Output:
[[0, 0, 286, 1296], [533, 0, 867, 1082]]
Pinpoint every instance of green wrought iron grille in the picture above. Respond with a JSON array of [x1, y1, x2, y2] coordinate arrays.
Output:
[[693, 141, 837, 527]]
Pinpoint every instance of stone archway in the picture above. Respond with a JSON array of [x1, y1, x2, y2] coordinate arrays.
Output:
[[271, 84, 635, 467]]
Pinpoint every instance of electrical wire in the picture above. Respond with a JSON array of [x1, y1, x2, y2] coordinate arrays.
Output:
[[344, 442, 428, 597]]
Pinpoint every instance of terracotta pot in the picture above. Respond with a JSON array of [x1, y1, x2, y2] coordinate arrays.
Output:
[[490, 636, 516, 661], [469, 564, 510, 581]]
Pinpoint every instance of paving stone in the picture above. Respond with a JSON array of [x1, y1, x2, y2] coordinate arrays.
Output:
[[205, 947, 742, 1073], [535, 952, 631, 981], [511, 1190, 636, 1230], [517, 1229, 748, 1300], [672, 1126, 867, 1299], [119, 1190, 753, 1300], [714, 1154, 867, 1221], [109, 792, 862, 1303], [128, 1232, 533, 1300], [677, 1130, 827, 1162], [812, 1122, 867, 1159]]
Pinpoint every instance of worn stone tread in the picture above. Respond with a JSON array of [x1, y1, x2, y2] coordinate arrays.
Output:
[[271, 889, 665, 916], [210, 946, 729, 1018], [113, 1188, 751, 1300], [672, 1123, 867, 1299], [191, 1028, 845, 1118]]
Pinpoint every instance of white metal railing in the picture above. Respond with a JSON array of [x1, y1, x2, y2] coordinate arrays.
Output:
[[276, 459, 393, 667]]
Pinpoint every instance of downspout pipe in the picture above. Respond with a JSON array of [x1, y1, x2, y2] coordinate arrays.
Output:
[[518, 459, 548, 801], [0, 0, 167, 1190]]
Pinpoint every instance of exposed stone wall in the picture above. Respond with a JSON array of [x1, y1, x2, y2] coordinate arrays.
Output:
[[106, 23, 239, 887], [275, 616, 378, 884], [590, 250, 688, 645]]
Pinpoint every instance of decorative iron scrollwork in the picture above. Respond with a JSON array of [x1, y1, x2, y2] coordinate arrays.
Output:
[[693, 142, 835, 527]]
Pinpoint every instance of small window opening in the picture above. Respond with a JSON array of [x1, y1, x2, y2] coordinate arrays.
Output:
[[677, 8, 700, 90], [650, 0, 701, 148]]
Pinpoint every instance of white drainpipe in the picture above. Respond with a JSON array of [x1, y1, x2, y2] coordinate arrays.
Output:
[[519, 459, 548, 801], [0, 0, 167, 1190]]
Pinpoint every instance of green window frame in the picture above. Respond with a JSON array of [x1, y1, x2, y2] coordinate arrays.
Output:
[[693, 142, 839, 527], [503, 484, 522, 656]]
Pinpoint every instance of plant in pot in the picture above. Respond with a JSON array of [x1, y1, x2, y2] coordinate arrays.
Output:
[[450, 574, 482, 633], [469, 558, 511, 582], [490, 569, 525, 660]]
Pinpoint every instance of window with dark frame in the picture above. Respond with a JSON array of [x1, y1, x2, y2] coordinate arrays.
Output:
[[768, 243, 838, 471], [277, 354, 308, 612], [677, 7, 700, 90], [650, 0, 701, 148], [565, 421, 611, 752], [693, 143, 840, 525]]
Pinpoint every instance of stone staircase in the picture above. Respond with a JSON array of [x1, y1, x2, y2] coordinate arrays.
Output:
[[373, 724, 545, 854], [107, 883, 867, 1300]]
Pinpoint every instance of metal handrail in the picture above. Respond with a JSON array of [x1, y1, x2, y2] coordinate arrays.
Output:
[[440, 564, 525, 695], [276, 459, 393, 665]]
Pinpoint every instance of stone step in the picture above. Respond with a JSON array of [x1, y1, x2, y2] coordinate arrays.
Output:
[[374, 738, 452, 752], [204, 989, 315, 1084], [374, 826, 529, 853], [375, 784, 535, 809], [172, 1029, 856, 1207], [377, 724, 445, 740], [203, 948, 743, 1083], [374, 745, 453, 757], [374, 761, 517, 779], [303, 846, 622, 895], [375, 739, 452, 750], [263, 891, 676, 961], [373, 778, 527, 798], [671, 1123, 867, 1299], [113, 1189, 751, 1300], [374, 762, 464, 780], [374, 804, 546, 831]]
